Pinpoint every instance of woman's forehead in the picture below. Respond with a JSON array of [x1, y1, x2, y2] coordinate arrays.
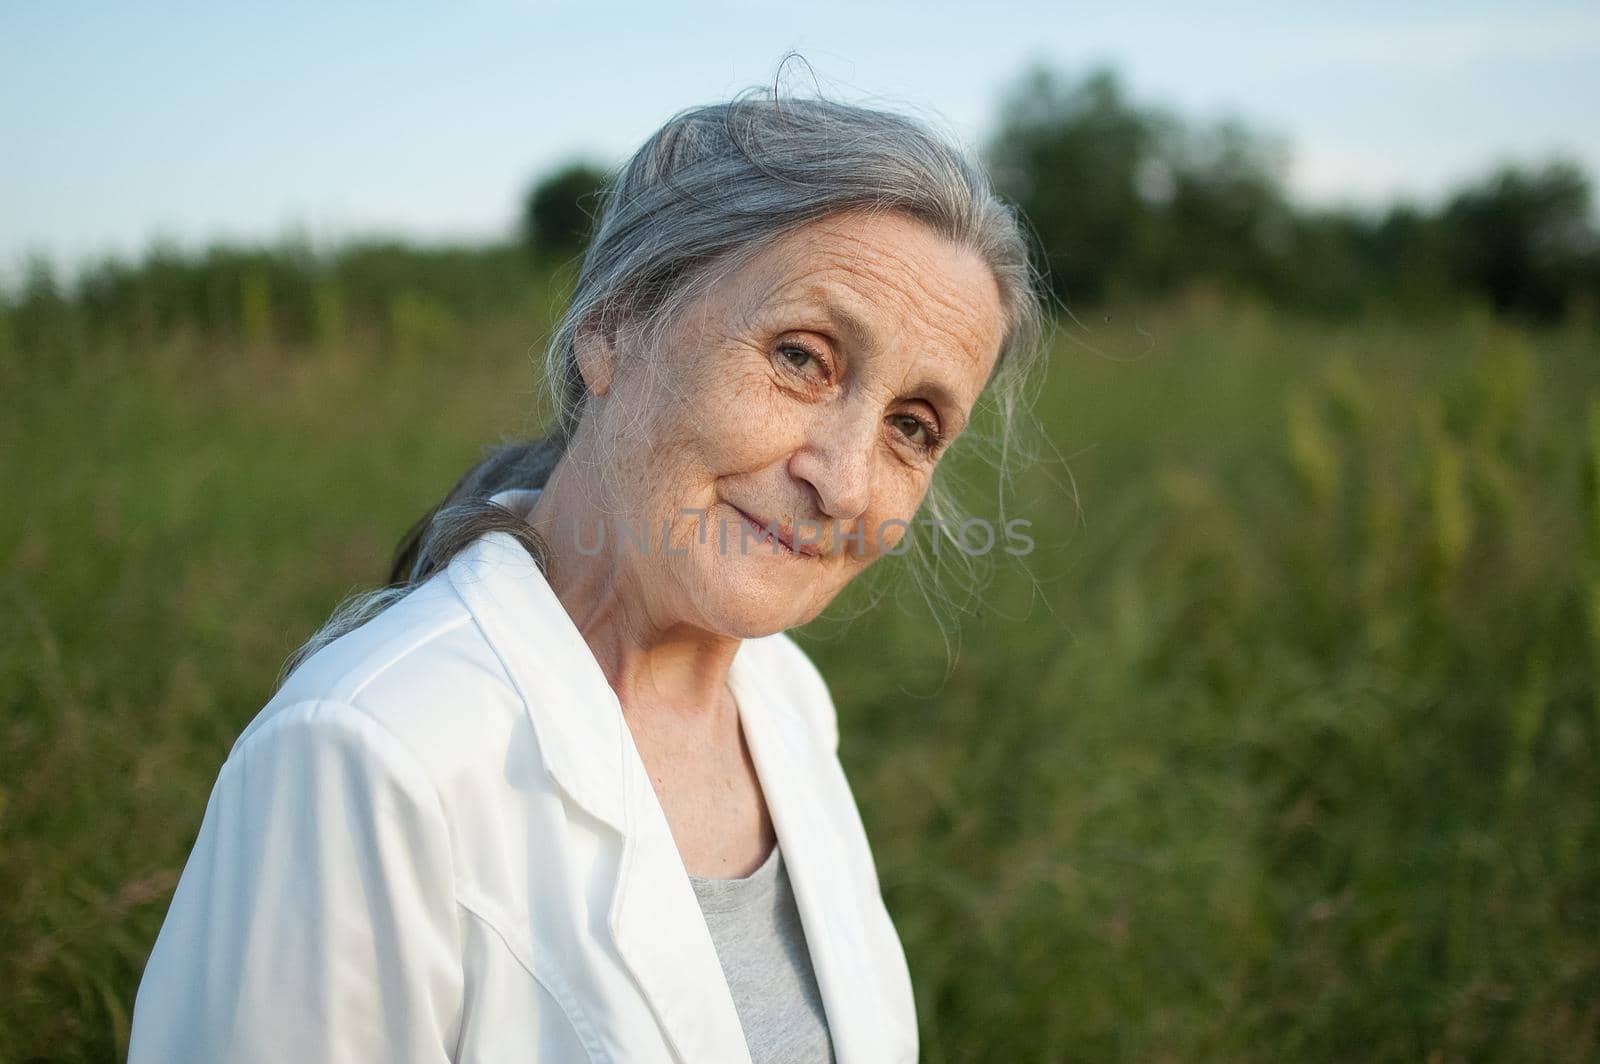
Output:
[[729, 214, 1006, 374]]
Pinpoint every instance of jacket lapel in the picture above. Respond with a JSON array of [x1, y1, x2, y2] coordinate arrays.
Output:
[[446, 516, 626, 832], [729, 644, 905, 1064], [607, 732, 754, 1064]]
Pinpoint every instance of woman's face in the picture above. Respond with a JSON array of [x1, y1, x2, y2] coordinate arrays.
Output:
[[585, 209, 1008, 638]]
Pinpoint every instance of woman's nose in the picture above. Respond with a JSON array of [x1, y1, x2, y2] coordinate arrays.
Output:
[[787, 401, 877, 523]]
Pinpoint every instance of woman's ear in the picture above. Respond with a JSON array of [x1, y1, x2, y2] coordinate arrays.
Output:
[[573, 320, 617, 398]]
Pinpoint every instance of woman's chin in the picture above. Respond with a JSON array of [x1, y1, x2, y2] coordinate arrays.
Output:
[[687, 552, 831, 637]]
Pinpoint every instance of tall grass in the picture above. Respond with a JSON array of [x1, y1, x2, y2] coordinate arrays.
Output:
[[0, 287, 1594, 1061]]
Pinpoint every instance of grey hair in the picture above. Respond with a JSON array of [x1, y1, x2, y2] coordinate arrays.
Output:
[[279, 88, 1047, 685]]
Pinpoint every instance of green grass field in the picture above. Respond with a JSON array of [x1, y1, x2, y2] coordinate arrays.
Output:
[[1, 293, 1596, 1062]]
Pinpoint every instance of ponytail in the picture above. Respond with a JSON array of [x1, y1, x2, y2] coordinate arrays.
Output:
[[277, 432, 567, 685], [388, 434, 567, 586]]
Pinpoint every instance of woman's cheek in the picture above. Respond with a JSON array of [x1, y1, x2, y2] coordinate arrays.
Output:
[[699, 370, 799, 463]]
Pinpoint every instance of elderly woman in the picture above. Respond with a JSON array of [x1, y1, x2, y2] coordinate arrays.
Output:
[[128, 93, 1042, 1064]]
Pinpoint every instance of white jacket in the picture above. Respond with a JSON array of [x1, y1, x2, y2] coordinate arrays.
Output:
[[128, 490, 918, 1063]]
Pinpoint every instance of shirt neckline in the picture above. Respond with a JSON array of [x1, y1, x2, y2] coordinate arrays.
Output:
[[687, 842, 783, 913]]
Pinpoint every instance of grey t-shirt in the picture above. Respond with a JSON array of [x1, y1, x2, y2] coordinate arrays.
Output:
[[689, 845, 837, 1064]]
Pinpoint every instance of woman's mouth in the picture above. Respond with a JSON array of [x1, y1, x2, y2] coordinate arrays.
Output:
[[728, 505, 819, 558]]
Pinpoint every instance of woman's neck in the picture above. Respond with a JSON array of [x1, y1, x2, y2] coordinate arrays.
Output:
[[526, 449, 742, 727]]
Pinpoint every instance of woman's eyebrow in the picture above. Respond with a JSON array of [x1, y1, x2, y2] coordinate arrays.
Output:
[[820, 299, 875, 352], [911, 378, 963, 417], [777, 289, 877, 352]]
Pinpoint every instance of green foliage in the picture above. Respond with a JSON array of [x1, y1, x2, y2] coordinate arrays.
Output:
[[986, 65, 1297, 308], [811, 304, 1599, 1061], [521, 160, 609, 265], [986, 63, 1600, 323], [3, 239, 550, 361], [1, 290, 1595, 1061], [0, 288, 565, 1063], [986, 67, 1165, 305], [1442, 160, 1600, 320]]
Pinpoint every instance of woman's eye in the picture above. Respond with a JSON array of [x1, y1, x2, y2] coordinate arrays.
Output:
[[783, 347, 812, 368], [776, 343, 825, 378], [891, 413, 937, 449]]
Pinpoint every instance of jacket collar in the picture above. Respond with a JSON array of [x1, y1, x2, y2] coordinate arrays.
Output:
[[446, 490, 629, 831], [446, 488, 908, 1064]]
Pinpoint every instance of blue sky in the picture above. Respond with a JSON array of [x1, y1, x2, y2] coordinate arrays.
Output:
[[4, 1, 1598, 283]]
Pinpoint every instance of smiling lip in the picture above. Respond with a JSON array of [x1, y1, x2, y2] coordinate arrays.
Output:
[[729, 505, 822, 558]]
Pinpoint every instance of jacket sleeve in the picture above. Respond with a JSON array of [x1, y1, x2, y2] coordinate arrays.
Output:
[[128, 699, 464, 1063]]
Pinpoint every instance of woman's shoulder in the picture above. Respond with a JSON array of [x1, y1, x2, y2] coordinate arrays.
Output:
[[242, 573, 526, 784]]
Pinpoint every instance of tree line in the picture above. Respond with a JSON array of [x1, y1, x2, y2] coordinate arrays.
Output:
[[5, 64, 1596, 361], [981, 66, 1599, 321]]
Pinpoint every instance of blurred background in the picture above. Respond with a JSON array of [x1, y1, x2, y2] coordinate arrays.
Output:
[[2, 3, 1597, 1061]]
